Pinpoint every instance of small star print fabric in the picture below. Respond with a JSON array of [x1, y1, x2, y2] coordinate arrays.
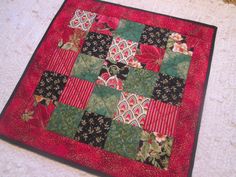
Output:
[[0, 1, 217, 177]]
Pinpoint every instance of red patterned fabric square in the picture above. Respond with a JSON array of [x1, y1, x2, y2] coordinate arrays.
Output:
[[144, 99, 179, 136], [46, 49, 78, 76], [113, 92, 150, 128], [59, 77, 95, 109], [134, 44, 166, 72], [90, 14, 120, 36]]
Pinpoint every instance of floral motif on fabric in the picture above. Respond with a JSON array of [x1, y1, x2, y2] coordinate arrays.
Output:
[[74, 111, 112, 148], [34, 71, 68, 102], [167, 32, 193, 56], [139, 25, 171, 49], [86, 85, 121, 117], [58, 29, 86, 52], [96, 60, 129, 90], [123, 68, 158, 98], [21, 109, 34, 122], [113, 92, 150, 128], [160, 49, 191, 80], [81, 32, 113, 59], [106, 37, 139, 68], [71, 54, 104, 82], [114, 19, 145, 42], [136, 131, 174, 169], [47, 103, 84, 138], [104, 120, 142, 159], [134, 44, 166, 72], [152, 73, 185, 106], [69, 9, 96, 31], [90, 15, 120, 36]]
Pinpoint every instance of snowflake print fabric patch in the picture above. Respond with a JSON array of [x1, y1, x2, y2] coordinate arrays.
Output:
[[0, 1, 217, 177]]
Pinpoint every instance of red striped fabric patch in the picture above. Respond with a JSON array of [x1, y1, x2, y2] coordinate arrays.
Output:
[[143, 100, 179, 136], [59, 77, 95, 109], [46, 49, 78, 76]]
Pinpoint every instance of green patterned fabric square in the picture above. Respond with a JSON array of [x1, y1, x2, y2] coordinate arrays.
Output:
[[71, 54, 104, 82], [160, 49, 191, 80], [86, 85, 121, 117], [114, 20, 145, 42], [123, 68, 158, 98], [47, 103, 84, 138], [104, 120, 142, 159]]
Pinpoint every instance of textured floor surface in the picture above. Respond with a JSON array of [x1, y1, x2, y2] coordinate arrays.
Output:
[[0, 0, 235, 177]]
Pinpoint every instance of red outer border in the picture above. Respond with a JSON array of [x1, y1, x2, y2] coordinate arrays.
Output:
[[0, 0, 217, 177]]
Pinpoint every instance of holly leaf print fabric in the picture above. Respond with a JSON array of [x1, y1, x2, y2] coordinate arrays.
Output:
[[34, 71, 68, 102], [136, 131, 174, 170], [153, 73, 185, 106], [81, 32, 113, 59], [74, 111, 112, 148], [139, 26, 171, 48]]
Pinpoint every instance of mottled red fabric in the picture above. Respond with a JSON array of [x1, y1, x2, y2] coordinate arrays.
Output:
[[0, 0, 217, 177]]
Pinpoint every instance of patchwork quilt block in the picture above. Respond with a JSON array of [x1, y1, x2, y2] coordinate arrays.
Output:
[[34, 71, 68, 103], [74, 111, 112, 148], [90, 14, 120, 36], [113, 92, 150, 128], [114, 19, 145, 42], [106, 37, 139, 67], [69, 9, 96, 31], [47, 103, 84, 138], [0, 1, 217, 177], [70, 54, 104, 82], [96, 59, 129, 90], [104, 120, 142, 159], [136, 131, 174, 169], [86, 85, 121, 117], [81, 32, 113, 59], [123, 68, 158, 98]]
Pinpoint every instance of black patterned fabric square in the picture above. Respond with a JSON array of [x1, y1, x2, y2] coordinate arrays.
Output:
[[99, 60, 129, 81], [139, 26, 171, 49], [81, 32, 113, 59], [74, 111, 112, 148], [34, 71, 68, 101], [152, 73, 185, 105]]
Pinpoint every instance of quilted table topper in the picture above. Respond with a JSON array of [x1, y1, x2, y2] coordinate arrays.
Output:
[[0, 0, 217, 177]]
